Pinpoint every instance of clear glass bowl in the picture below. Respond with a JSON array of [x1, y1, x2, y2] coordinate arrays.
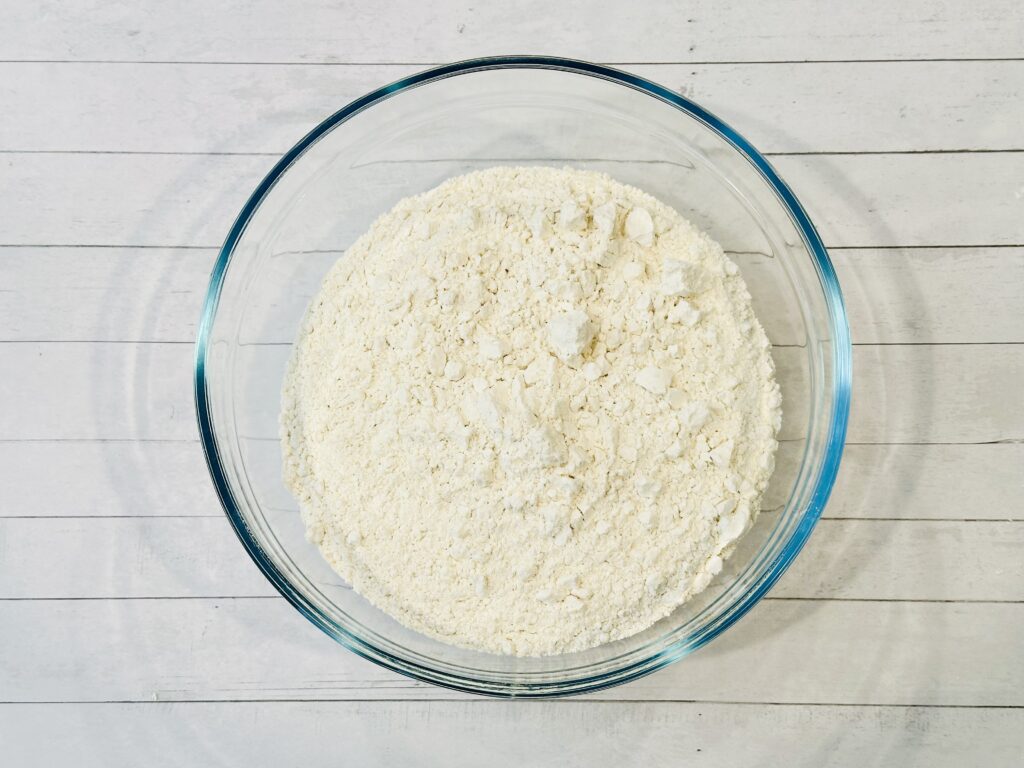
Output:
[[195, 57, 851, 697]]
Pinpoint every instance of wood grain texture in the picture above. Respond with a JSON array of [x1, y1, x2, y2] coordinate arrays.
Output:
[[2, 2, 1023, 759], [3, 342, 1021, 443], [1, 516, 1020, 601], [0, 441, 218, 518], [6, 0, 1022, 63], [1, 598, 1020, 704], [834, 247, 1024, 345], [4, 246, 1023, 344], [0, 517, 275, 599], [2, 61, 1021, 153], [2, 153, 1023, 248], [0, 247, 213, 343], [1, 702, 1021, 768], [829, 443, 1024, 521], [2, 441, 1019, 522]]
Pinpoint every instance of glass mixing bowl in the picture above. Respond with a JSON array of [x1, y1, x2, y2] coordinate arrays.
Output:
[[195, 56, 851, 697]]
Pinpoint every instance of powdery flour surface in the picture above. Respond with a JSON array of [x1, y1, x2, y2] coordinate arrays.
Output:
[[281, 167, 781, 656]]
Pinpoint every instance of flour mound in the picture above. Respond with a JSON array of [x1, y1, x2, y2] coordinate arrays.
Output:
[[281, 166, 781, 656]]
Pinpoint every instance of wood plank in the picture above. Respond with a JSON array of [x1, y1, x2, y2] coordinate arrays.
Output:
[[776, 153, 1024, 248], [842, 344, 1024, 444], [2, 441, 1018, 521], [0, 598, 1019, 704], [775, 519, 1024, 600], [3, 0, 1021, 752], [1, 153, 1022, 249], [0, 343, 198, 441], [833, 247, 1024, 345], [4, 246, 1023, 345], [829, 444, 1024, 521], [6, 0, 1022, 63], [0, 440, 219, 518], [1, 702, 1020, 768], [0, 516, 1019, 601], [2, 61, 1021, 154], [0, 153, 269, 248], [0, 247, 215, 343], [4, 342, 1021, 443], [0, 517, 274, 598]]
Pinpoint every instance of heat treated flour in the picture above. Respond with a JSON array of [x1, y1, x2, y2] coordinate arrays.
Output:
[[281, 166, 781, 656]]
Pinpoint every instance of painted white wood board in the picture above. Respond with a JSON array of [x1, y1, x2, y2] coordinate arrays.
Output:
[[2, 153, 1023, 248], [0, 440, 219, 518], [2, 441, 1019, 522], [1, 61, 1021, 153], [6, 0, 1022, 63], [3, 342, 1021, 443], [1, 702, 1021, 768], [1, 598, 1021, 705], [4, 246, 1023, 344], [1, 516, 1020, 601], [2, 2, 1023, 763]]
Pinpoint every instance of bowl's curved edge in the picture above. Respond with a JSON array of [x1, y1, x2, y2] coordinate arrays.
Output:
[[194, 55, 853, 699]]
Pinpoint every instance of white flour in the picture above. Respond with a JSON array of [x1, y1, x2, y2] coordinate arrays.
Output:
[[281, 167, 781, 656]]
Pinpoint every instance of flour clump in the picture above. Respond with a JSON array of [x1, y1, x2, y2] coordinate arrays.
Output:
[[281, 166, 781, 656]]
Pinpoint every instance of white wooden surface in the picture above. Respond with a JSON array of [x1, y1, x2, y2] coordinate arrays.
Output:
[[1, 1, 1022, 765]]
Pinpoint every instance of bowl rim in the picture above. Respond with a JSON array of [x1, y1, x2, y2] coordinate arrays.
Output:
[[194, 55, 852, 698]]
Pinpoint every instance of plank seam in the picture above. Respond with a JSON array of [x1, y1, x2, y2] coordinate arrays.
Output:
[[0, 699, 1019, 707]]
